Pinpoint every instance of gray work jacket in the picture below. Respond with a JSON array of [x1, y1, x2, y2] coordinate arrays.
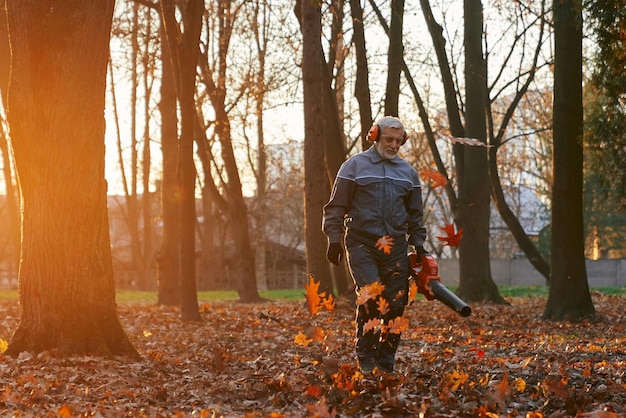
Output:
[[322, 146, 427, 249]]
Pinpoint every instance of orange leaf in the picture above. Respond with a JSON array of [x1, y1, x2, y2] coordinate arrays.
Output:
[[446, 369, 469, 391], [376, 298, 389, 316], [321, 294, 335, 312], [375, 235, 394, 254], [409, 281, 418, 301], [305, 385, 324, 397], [356, 282, 385, 305], [420, 169, 448, 189], [304, 277, 334, 314], [304, 277, 323, 314], [436, 220, 463, 247], [363, 318, 382, 334], [294, 333, 313, 347], [311, 327, 326, 343], [386, 316, 409, 334], [57, 405, 73, 418]]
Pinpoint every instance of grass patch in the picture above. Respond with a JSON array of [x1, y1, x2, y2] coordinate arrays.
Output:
[[499, 286, 549, 298], [0, 286, 624, 304], [0, 290, 17, 300]]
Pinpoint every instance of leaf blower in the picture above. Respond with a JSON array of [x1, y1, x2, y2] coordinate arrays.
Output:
[[409, 251, 472, 317]]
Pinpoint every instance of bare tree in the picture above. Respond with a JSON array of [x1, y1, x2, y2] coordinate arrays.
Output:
[[156, 11, 181, 306], [160, 0, 204, 320], [195, 0, 263, 302], [5, 0, 137, 356], [486, 1, 551, 280]]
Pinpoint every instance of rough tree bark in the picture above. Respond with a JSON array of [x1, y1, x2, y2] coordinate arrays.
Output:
[[349, 0, 374, 151], [5, 0, 137, 356], [298, 0, 334, 295], [385, 0, 404, 116], [156, 16, 181, 306], [543, 0, 595, 320], [456, 0, 506, 304], [160, 0, 203, 320], [0, 0, 19, 276]]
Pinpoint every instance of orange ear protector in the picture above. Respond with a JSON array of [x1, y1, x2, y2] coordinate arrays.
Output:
[[367, 124, 409, 145]]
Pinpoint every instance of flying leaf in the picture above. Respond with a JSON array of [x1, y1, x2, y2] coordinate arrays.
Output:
[[304, 277, 334, 314], [437, 220, 463, 247], [376, 298, 390, 316], [321, 295, 335, 312], [363, 318, 382, 334], [409, 281, 418, 301], [420, 169, 448, 189], [304, 277, 323, 314], [356, 282, 385, 305], [386, 316, 409, 334], [375, 235, 394, 254], [449, 136, 492, 147], [356, 286, 374, 306]]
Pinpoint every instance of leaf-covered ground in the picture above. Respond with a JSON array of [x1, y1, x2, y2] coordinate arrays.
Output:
[[1, 293, 626, 417]]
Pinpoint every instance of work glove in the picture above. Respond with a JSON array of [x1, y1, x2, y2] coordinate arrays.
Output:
[[326, 242, 344, 265]]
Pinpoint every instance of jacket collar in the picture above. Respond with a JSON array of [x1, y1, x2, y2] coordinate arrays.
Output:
[[366, 144, 401, 164]]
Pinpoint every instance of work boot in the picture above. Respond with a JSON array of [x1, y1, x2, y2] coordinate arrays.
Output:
[[358, 358, 377, 374]]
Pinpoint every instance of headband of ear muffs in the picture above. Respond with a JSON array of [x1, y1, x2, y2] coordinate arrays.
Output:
[[367, 124, 409, 145]]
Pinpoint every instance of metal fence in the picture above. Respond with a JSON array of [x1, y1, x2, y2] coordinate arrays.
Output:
[[2, 259, 625, 291]]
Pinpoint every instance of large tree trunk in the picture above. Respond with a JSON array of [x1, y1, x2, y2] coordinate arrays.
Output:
[[456, 0, 506, 304], [349, 0, 373, 151], [156, 17, 180, 306], [215, 108, 263, 303], [323, 0, 351, 296], [299, 0, 333, 295], [543, 0, 595, 320], [0, 0, 7, 102], [419, 0, 465, 204], [384, 0, 404, 116], [160, 0, 203, 321], [0, 0, 18, 276], [5, 0, 137, 357], [0, 122, 18, 270]]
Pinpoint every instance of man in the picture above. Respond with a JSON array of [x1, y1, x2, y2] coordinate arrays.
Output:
[[322, 116, 427, 374]]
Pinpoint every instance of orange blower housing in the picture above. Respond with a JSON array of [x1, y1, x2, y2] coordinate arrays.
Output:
[[409, 251, 472, 317]]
